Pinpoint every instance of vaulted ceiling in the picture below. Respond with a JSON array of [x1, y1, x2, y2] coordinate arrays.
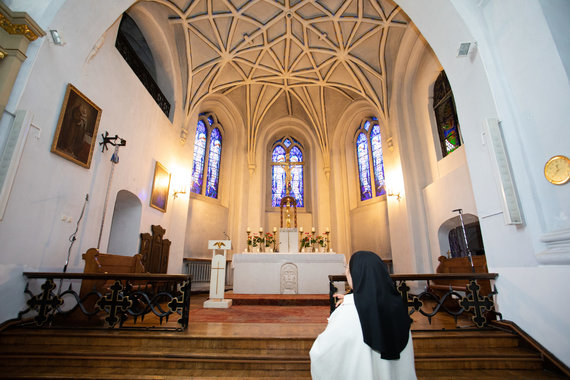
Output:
[[138, 0, 409, 166]]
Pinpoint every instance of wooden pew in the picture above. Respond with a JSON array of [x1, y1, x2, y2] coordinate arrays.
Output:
[[79, 248, 146, 298], [428, 255, 491, 298]]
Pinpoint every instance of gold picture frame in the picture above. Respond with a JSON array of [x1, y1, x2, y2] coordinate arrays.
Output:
[[50, 84, 102, 168], [150, 161, 171, 213]]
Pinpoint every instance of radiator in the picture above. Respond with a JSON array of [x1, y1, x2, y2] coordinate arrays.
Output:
[[184, 259, 233, 287]]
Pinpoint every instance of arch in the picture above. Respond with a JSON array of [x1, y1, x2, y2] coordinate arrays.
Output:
[[437, 213, 484, 260], [107, 190, 142, 255]]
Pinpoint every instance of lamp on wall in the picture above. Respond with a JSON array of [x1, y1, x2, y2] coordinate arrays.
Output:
[[171, 168, 190, 199], [387, 190, 401, 201]]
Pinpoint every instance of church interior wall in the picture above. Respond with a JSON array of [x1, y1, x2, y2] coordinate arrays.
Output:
[[397, 0, 570, 365], [0, 0, 568, 367], [0, 0, 191, 321]]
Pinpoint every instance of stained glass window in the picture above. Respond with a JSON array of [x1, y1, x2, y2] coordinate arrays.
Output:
[[191, 120, 207, 194], [205, 128, 222, 198], [271, 136, 304, 207], [190, 113, 223, 199], [433, 71, 462, 157], [356, 118, 385, 201]]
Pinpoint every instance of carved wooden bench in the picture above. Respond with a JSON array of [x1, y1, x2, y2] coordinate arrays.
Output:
[[79, 248, 147, 298], [428, 255, 491, 297]]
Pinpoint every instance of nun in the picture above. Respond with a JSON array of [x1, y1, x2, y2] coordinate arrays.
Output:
[[310, 251, 417, 379]]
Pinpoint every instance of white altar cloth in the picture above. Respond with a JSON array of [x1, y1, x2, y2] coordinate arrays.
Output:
[[232, 253, 346, 294]]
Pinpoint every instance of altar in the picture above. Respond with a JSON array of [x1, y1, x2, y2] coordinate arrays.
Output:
[[232, 253, 346, 294]]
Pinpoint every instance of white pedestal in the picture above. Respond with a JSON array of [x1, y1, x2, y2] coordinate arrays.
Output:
[[203, 299, 233, 308]]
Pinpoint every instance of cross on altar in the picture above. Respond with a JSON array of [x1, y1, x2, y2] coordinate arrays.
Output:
[[203, 240, 232, 308]]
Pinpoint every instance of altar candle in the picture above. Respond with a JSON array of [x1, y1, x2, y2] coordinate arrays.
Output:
[[326, 227, 329, 232], [247, 227, 251, 233], [259, 227, 263, 233], [311, 227, 315, 233], [300, 227, 303, 233], [273, 226, 277, 232]]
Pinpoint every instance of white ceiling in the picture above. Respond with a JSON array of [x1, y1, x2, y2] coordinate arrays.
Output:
[[137, 0, 409, 162]]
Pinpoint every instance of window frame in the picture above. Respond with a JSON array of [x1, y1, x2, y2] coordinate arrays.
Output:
[[269, 135, 306, 210], [354, 117, 387, 203], [190, 112, 223, 200], [432, 70, 462, 158]]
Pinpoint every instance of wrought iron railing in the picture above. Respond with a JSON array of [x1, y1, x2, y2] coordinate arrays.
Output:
[[329, 273, 500, 328], [12, 272, 191, 331]]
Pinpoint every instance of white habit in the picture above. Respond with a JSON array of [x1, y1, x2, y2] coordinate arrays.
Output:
[[310, 294, 417, 380]]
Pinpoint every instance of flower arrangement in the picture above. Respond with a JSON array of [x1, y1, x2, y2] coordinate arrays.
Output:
[[248, 233, 263, 247], [300, 233, 315, 248], [315, 235, 326, 247], [264, 232, 275, 247]]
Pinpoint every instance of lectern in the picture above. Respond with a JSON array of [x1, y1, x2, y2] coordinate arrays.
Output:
[[203, 240, 232, 308]]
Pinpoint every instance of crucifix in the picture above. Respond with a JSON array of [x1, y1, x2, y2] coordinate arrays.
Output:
[[277, 151, 298, 228]]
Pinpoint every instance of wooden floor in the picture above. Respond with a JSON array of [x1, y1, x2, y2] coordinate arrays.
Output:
[[0, 292, 567, 379]]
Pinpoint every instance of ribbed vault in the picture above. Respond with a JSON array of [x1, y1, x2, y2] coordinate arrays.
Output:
[[141, 0, 408, 168]]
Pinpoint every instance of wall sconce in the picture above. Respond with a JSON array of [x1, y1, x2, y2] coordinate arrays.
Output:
[[387, 191, 401, 201], [171, 167, 190, 199], [172, 186, 187, 199]]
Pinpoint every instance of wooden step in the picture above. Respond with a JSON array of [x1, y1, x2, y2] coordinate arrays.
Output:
[[0, 325, 561, 378]]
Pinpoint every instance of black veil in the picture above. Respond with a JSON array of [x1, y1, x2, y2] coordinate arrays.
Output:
[[349, 251, 410, 359]]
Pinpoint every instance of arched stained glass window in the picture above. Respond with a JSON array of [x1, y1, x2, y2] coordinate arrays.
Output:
[[433, 71, 462, 157], [271, 137, 304, 207], [191, 113, 223, 199], [356, 118, 386, 201]]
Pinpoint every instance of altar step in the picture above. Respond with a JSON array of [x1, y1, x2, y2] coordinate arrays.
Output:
[[0, 326, 567, 378], [228, 292, 330, 306]]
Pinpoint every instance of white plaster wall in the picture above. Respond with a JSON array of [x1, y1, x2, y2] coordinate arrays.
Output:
[[0, 0, 190, 323], [397, 0, 570, 366], [185, 197, 229, 258], [350, 200, 391, 256]]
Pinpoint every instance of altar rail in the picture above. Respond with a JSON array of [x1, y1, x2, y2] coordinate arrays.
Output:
[[329, 273, 500, 328], [11, 272, 192, 331]]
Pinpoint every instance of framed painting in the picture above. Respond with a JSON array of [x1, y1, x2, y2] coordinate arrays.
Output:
[[51, 84, 102, 168], [150, 161, 171, 212]]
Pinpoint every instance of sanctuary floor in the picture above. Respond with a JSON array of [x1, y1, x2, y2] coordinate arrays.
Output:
[[184, 291, 476, 337]]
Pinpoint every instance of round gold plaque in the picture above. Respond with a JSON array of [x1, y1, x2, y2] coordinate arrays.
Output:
[[544, 155, 570, 185]]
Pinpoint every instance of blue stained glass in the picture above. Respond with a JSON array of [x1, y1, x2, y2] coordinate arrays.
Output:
[[271, 139, 304, 207], [364, 120, 371, 131], [272, 145, 286, 162], [272, 165, 286, 207], [191, 120, 207, 194], [291, 165, 304, 207], [290, 146, 303, 163], [370, 124, 386, 196], [205, 128, 222, 198], [357, 132, 372, 201]]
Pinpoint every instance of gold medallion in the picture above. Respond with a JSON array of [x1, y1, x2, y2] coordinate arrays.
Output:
[[544, 155, 570, 185]]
